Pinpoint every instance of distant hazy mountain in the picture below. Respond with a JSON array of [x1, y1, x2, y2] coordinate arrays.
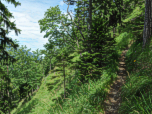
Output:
[[4, 47, 44, 64]]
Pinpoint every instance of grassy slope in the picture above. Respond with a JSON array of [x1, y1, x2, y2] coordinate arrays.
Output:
[[11, 2, 152, 114]]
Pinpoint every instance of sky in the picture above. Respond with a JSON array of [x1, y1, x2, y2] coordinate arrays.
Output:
[[1, 0, 115, 63], [1, 0, 78, 60]]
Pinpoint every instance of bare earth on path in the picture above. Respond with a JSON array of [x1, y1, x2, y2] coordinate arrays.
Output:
[[103, 41, 134, 114]]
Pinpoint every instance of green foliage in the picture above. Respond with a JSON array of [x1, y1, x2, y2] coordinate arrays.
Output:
[[68, 0, 120, 84], [0, 40, 46, 112], [1, 0, 152, 114], [0, 0, 22, 66], [0, 1, 23, 112], [0, 65, 13, 114]]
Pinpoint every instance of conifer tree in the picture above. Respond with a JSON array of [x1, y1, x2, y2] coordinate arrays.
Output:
[[0, 64, 12, 114], [0, 42, 45, 107], [38, 5, 83, 97], [0, 0, 22, 110], [0, 0, 22, 66], [61, 0, 126, 83]]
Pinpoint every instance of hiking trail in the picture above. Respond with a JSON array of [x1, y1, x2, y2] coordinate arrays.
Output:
[[103, 40, 134, 114]]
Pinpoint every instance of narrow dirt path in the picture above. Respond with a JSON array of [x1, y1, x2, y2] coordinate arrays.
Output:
[[103, 40, 134, 114]]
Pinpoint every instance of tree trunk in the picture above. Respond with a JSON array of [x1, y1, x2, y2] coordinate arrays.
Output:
[[142, 0, 152, 51], [37, 85, 39, 90], [7, 87, 10, 114], [87, 0, 92, 54], [113, 27, 115, 38], [88, 0, 92, 34], [50, 62, 51, 71], [63, 59, 66, 99]]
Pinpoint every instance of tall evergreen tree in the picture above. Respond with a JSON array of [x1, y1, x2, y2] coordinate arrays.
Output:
[[62, 0, 121, 83], [0, 1, 22, 113], [0, 42, 45, 112], [0, 0, 22, 66]]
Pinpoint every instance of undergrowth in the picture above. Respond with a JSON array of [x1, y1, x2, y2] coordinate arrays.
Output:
[[10, 1, 152, 113]]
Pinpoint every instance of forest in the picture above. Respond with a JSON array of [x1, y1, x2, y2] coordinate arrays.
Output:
[[0, 0, 152, 113]]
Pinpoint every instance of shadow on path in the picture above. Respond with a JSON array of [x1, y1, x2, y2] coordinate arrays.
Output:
[[103, 40, 134, 114]]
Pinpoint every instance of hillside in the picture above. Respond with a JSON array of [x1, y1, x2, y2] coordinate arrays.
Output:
[[1, 0, 152, 113], [7, 1, 152, 114]]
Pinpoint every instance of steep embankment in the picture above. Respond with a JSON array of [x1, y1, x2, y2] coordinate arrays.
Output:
[[10, 1, 146, 113]]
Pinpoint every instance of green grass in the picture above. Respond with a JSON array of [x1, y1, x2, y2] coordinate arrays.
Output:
[[11, 38, 152, 114], [118, 39, 152, 114], [10, 2, 152, 113], [10, 53, 119, 114], [11, 28, 152, 114]]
